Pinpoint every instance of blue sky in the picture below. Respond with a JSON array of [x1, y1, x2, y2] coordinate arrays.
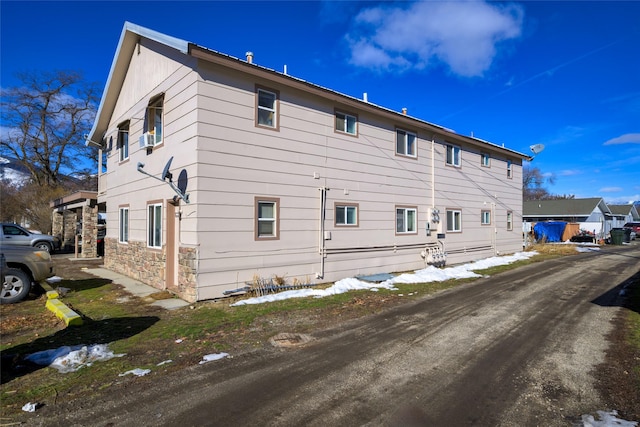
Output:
[[2, 1, 639, 204]]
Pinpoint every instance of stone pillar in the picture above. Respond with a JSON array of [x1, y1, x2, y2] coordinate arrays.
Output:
[[81, 205, 98, 258]]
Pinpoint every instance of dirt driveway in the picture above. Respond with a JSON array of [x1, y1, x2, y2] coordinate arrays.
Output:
[[28, 246, 640, 426]]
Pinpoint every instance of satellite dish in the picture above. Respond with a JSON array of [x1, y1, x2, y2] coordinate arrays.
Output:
[[530, 144, 545, 155], [161, 157, 174, 182], [177, 169, 188, 194]]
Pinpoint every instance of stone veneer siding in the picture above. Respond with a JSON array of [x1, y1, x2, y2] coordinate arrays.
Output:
[[104, 238, 198, 302]]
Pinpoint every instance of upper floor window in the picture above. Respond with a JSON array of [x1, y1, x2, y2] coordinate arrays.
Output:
[[507, 211, 513, 230], [335, 111, 357, 136], [481, 210, 491, 225], [118, 121, 129, 162], [507, 160, 512, 178], [255, 197, 280, 240], [396, 129, 417, 157], [145, 95, 163, 145], [446, 144, 461, 167], [335, 203, 358, 227], [396, 206, 417, 234], [256, 87, 279, 129], [147, 202, 162, 249], [447, 209, 462, 232], [481, 153, 490, 167]]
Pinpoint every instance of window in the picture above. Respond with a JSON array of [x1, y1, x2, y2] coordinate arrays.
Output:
[[396, 129, 417, 157], [446, 144, 461, 167], [256, 87, 278, 129], [255, 197, 279, 240], [335, 204, 358, 226], [507, 211, 513, 230], [447, 209, 462, 232], [335, 111, 357, 135], [396, 206, 417, 234], [481, 153, 490, 167], [481, 210, 491, 225], [118, 121, 129, 161], [119, 206, 129, 243], [507, 160, 512, 178], [145, 96, 163, 145], [147, 202, 162, 248]]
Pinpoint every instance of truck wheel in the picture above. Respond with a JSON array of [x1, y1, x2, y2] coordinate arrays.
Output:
[[1, 268, 32, 304], [34, 242, 52, 252]]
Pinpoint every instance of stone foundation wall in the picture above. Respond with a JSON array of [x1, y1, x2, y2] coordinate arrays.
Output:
[[105, 238, 198, 302]]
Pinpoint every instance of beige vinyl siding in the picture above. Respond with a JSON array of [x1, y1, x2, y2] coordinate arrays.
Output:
[[192, 66, 435, 298]]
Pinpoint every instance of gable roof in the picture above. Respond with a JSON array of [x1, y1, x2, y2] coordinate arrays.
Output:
[[88, 22, 531, 161], [608, 204, 640, 220], [523, 198, 612, 218]]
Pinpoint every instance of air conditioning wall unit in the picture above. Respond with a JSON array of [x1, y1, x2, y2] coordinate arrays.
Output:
[[139, 132, 155, 149]]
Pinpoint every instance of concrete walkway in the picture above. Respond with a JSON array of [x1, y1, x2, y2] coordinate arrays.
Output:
[[83, 267, 191, 310]]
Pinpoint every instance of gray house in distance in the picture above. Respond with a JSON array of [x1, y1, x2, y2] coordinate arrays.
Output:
[[608, 204, 640, 228], [87, 22, 530, 302], [523, 198, 613, 239]]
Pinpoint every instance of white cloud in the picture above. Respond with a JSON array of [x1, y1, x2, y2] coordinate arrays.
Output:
[[599, 187, 623, 193], [558, 169, 582, 177], [346, 0, 524, 77], [603, 133, 640, 145]]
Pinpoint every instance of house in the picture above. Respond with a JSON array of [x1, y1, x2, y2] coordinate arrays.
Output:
[[87, 22, 530, 302], [607, 204, 640, 228], [523, 198, 613, 240], [50, 190, 105, 257]]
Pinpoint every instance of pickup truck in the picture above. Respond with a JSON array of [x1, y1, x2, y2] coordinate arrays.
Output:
[[1, 246, 55, 304], [0, 222, 60, 253]]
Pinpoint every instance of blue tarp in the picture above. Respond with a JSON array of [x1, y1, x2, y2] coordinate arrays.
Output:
[[533, 221, 567, 242]]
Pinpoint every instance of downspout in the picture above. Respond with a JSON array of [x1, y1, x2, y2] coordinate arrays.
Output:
[[317, 187, 327, 279], [431, 135, 436, 209]]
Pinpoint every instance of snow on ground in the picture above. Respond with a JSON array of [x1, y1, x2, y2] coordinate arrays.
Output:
[[231, 251, 539, 307], [25, 344, 125, 373]]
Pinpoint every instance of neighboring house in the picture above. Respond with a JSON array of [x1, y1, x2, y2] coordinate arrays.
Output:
[[607, 204, 640, 228], [523, 198, 613, 239], [87, 22, 530, 302], [50, 190, 104, 257]]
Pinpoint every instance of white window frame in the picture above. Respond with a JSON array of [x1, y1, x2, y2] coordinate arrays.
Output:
[[507, 211, 513, 230], [256, 87, 278, 129], [118, 122, 129, 162], [147, 202, 162, 249], [396, 129, 417, 157], [507, 160, 512, 178], [335, 111, 357, 135], [481, 210, 491, 225], [446, 144, 461, 167], [119, 206, 129, 243], [396, 206, 417, 234], [146, 96, 163, 145], [481, 153, 490, 167], [447, 209, 462, 232], [255, 197, 279, 240], [335, 204, 358, 227]]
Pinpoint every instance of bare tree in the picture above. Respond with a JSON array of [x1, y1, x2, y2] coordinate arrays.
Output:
[[0, 70, 99, 186], [523, 165, 554, 200], [0, 71, 99, 232]]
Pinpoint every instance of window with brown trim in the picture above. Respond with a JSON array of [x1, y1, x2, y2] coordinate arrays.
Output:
[[255, 86, 279, 130], [481, 210, 491, 225], [335, 110, 358, 136], [255, 197, 280, 240], [335, 203, 359, 227], [396, 128, 417, 157], [145, 95, 164, 146], [507, 211, 513, 230], [507, 160, 512, 178], [118, 121, 129, 162], [446, 144, 461, 167], [481, 153, 490, 167]]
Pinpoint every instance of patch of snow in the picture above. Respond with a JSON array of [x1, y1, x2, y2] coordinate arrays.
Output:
[[26, 344, 125, 373], [231, 251, 538, 307], [46, 276, 62, 283], [119, 368, 151, 377], [22, 402, 38, 412], [582, 410, 637, 427], [157, 360, 172, 366], [199, 353, 229, 364]]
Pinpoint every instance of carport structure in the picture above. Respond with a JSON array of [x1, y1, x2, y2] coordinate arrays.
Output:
[[50, 191, 105, 258]]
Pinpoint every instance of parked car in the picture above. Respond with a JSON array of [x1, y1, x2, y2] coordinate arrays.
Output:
[[1, 245, 55, 304], [623, 222, 640, 239], [0, 222, 60, 253]]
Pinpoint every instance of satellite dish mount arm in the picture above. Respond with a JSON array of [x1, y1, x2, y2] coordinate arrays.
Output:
[[137, 156, 190, 203]]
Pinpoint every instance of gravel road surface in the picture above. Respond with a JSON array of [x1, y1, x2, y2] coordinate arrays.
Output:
[[33, 245, 640, 426]]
